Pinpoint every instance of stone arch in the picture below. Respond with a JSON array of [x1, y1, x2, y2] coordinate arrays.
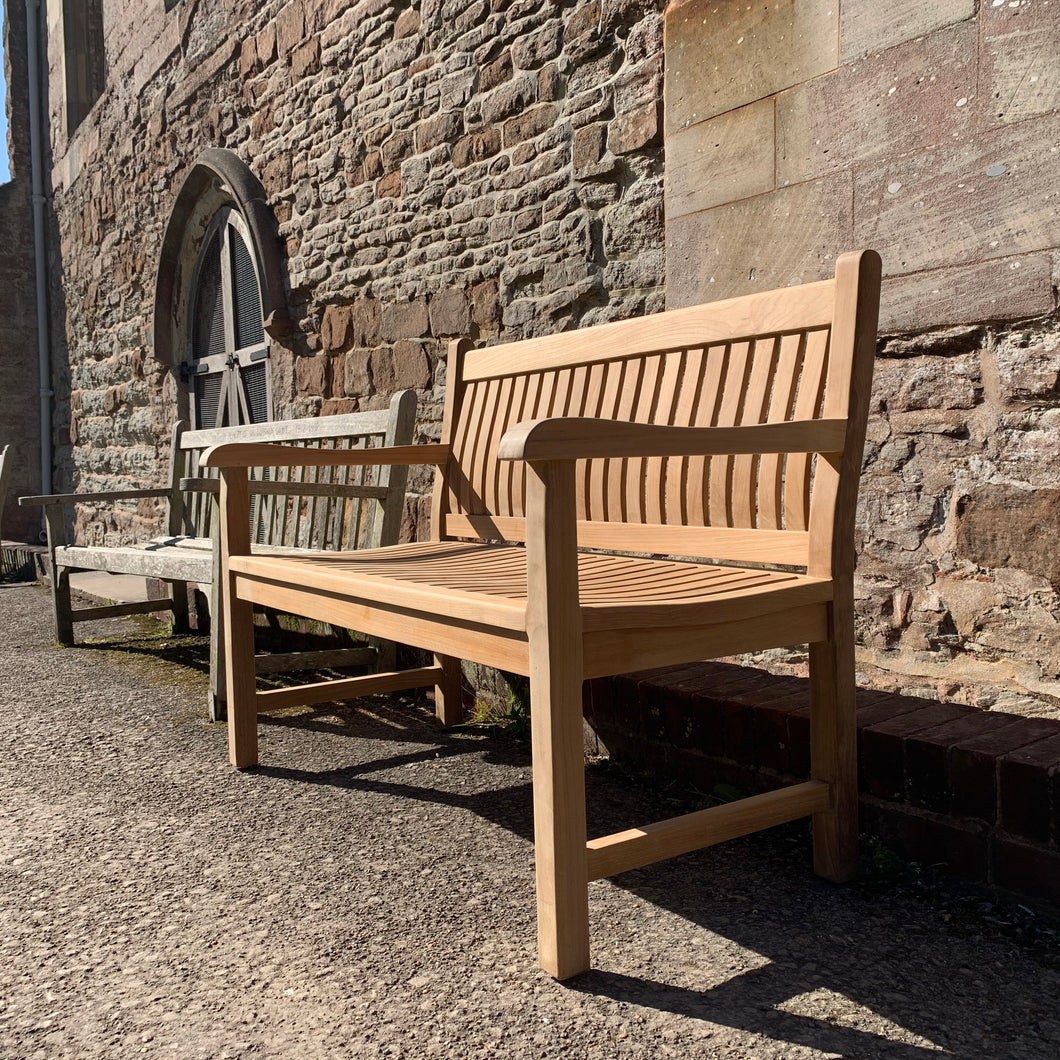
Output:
[[153, 148, 290, 369]]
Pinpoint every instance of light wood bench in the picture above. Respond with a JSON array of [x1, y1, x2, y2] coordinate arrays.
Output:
[[205, 252, 882, 978], [20, 393, 416, 719]]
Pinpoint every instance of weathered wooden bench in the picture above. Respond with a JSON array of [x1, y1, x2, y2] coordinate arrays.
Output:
[[20, 393, 416, 718], [205, 252, 882, 978]]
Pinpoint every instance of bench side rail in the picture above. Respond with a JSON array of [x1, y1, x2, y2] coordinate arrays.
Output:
[[433, 253, 881, 571]]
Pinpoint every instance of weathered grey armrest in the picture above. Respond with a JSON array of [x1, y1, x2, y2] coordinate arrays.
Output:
[[179, 478, 221, 494], [19, 488, 171, 507]]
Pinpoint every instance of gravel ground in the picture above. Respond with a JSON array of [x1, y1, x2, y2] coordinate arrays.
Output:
[[1, 581, 1059, 1059]]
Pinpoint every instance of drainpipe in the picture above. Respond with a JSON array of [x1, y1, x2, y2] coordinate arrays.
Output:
[[26, 0, 52, 520]]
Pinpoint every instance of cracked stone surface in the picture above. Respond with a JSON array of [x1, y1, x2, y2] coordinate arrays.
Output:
[[1, 582, 1059, 1059]]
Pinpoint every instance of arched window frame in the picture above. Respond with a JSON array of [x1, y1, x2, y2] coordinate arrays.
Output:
[[184, 205, 272, 428], [154, 149, 291, 428]]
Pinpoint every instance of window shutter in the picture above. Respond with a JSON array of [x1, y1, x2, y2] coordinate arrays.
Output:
[[185, 211, 272, 429], [194, 370, 226, 429], [192, 230, 226, 360], [230, 228, 265, 350], [240, 362, 270, 425]]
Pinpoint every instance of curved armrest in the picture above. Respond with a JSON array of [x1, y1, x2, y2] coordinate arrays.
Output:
[[498, 417, 847, 462], [19, 488, 170, 507], [200, 442, 451, 470]]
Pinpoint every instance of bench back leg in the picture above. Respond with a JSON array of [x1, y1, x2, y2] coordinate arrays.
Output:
[[170, 580, 191, 635], [432, 654, 463, 726], [43, 503, 74, 645]]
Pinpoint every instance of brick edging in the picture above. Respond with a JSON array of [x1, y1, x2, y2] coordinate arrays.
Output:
[[584, 661, 1060, 907]]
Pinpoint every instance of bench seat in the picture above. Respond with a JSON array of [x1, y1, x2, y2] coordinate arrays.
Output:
[[230, 539, 833, 644]]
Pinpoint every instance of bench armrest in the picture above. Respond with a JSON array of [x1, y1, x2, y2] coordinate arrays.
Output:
[[200, 442, 451, 470], [497, 417, 848, 462], [19, 488, 171, 507]]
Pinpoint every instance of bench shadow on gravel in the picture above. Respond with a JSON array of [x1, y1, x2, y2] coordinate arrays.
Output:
[[253, 702, 1056, 1060], [81, 630, 1056, 1059]]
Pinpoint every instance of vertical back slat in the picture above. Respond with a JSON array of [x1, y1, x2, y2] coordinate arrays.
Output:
[[589, 360, 626, 521], [457, 379, 491, 516], [687, 343, 727, 526], [664, 348, 704, 524], [784, 327, 830, 531], [567, 365, 591, 521], [625, 353, 663, 524], [481, 375, 516, 517], [757, 331, 805, 529], [608, 357, 644, 522], [580, 361, 609, 518], [644, 350, 684, 525], [707, 341, 751, 527], [731, 336, 779, 528], [499, 373, 530, 520], [510, 372, 542, 518]]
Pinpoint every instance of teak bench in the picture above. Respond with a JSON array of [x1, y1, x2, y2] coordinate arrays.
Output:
[[204, 251, 882, 979], [20, 394, 416, 718]]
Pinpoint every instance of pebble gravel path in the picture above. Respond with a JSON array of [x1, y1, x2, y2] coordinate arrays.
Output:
[[1, 582, 1059, 1059]]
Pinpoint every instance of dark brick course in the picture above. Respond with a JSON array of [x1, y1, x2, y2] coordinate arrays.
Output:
[[590, 661, 1060, 910]]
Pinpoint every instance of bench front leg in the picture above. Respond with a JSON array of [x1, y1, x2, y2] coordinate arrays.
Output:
[[219, 466, 257, 767], [525, 459, 590, 980], [809, 598, 858, 882]]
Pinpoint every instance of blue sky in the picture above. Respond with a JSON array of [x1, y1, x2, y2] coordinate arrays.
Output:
[[0, 4, 8, 183]]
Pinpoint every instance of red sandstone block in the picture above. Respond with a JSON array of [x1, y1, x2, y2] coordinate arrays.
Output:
[[998, 733, 1060, 844], [905, 712, 1018, 815], [950, 717, 1060, 823], [860, 701, 972, 801], [994, 837, 1060, 908]]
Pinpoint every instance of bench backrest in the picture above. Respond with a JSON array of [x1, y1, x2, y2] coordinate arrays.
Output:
[[432, 252, 881, 577], [177, 391, 416, 550]]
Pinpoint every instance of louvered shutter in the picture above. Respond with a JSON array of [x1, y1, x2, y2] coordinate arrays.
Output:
[[185, 210, 272, 428]]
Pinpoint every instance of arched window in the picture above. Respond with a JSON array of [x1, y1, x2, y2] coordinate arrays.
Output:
[[185, 207, 271, 427], [154, 149, 291, 429]]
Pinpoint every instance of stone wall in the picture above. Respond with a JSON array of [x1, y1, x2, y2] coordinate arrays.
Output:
[[46, 0, 665, 546], [0, 0, 42, 543], [664, 0, 1060, 713], [38, 0, 1060, 713]]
